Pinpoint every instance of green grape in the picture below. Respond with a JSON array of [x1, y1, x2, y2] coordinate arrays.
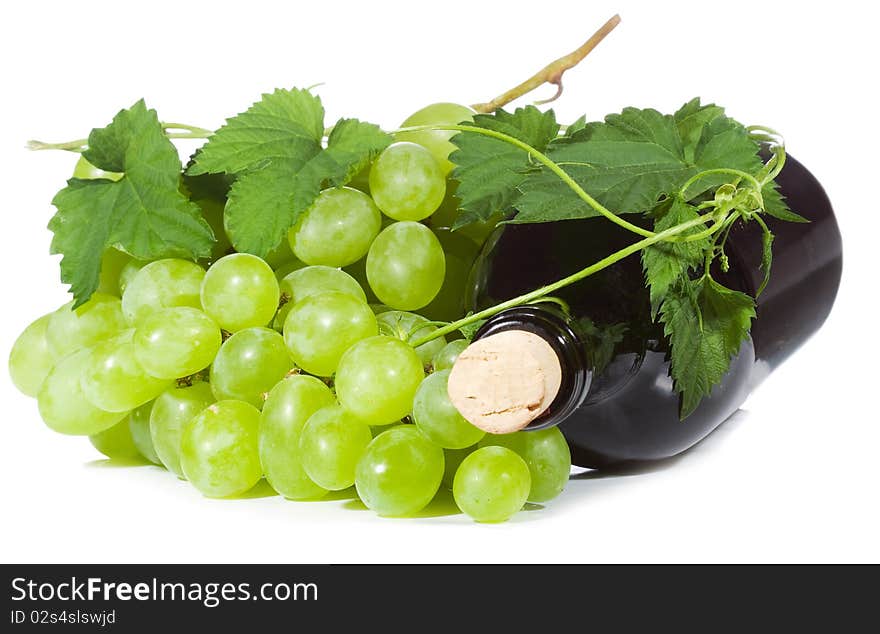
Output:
[[299, 404, 372, 490], [335, 336, 425, 425], [150, 382, 214, 477], [37, 348, 128, 435], [432, 339, 468, 371], [413, 370, 485, 449], [117, 259, 148, 295], [282, 292, 377, 377], [46, 293, 127, 359], [195, 197, 232, 263], [274, 265, 366, 330], [375, 310, 446, 365], [80, 330, 172, 413], [89, 419, 142, 461], [368, 142, 446, 221], [395, 103, 475, 175], [211, 327, 293, 407], [122, 259, 205, 326], [288, 187, 382, 267], [366, 222, 445, 310], [128, 401, 161, 465], [97, 248, 131, 297], [453, 446, 531, 522], [72, 155, 122, 181], [8, 313, 54, 397], [133, 307, 221, 379], [180, 400, 263, 498], [421, 229, 479, 322], [355, 426, 444, 517], [200, 253, 279, 332], [442, 444, 477, 489], [259, 375, 335, 500], [479, 427, 571, 503]]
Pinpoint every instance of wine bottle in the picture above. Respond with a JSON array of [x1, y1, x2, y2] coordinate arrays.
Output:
[[451, 154, 842, 468]]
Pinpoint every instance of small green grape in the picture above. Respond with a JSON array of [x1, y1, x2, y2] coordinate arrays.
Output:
[[180, 400, 263, 498], [46, 293, 127, 359], [38, 348, 128, 436], [73, 155, 122, 181], [211, 327, 293, 407], [128, 401, 161, 465], [117, 259, 148, 295], [97, 248, 131, 297], [413, 370, 485, 449], [121, 259, 205, 326], [133, 307, 221, 379], [366, 222, 445, 311], [335, 336, 425, 425], [150, 382, 215, 477], [8, 313, 54, 397], [395, 103, 475, 175], [453, 446, 531, 522], [432, 339, 468, 371], [355, 426, 444, 517], [300, 404, 372, 490], [89, 419, 142, 461], [375, 310, 446, 365], [259, 375, 335, 500], [479, 427, 571, 503], [288, 187, 382, 267], [275, 265, 367, 329], [283, 292, 377, 377], [200, 253, 279, 332], [369, 142, 446, 221]]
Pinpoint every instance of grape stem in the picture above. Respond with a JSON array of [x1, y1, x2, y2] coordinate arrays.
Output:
[[26, 122, 213, 153], [471, 14, 621, 113], [409, 208, 727, 347]]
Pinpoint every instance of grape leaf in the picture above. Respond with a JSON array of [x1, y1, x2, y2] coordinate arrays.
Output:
[[762, 180, 807, 223], [641, 197, 709, 318], [188, 89, 390, 256], [449, 106, 559, 228], [511, 101, 763, 223], [49, 100, 214, 307], [660, 275, 756, 418]]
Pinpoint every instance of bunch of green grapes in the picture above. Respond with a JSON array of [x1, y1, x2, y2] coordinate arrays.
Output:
[[9, 104, 569, 522]]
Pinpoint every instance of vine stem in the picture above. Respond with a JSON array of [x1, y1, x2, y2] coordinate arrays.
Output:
[[27, 122, 212, 153], [395, 122, 655, 239], [471, 14, 621, 113], [410, 209, 725, 347]]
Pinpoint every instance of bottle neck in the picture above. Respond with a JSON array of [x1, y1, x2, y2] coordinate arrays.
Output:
[[470, 305, 592, 431]]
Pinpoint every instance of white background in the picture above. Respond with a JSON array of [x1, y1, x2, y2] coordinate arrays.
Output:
[[1, 0, 877, 563]]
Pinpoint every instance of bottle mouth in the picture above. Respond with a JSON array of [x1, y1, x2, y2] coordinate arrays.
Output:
[[457, 306, 591, 433]]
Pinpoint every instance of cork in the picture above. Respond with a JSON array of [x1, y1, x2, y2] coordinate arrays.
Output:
[[447, 330, 562, 434]]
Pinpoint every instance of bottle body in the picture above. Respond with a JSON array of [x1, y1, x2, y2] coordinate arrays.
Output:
[[467, 155, 842, 468]]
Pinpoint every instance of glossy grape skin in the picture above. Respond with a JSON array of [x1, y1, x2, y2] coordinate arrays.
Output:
[[366, 222, 445, 311], [128, 401, 161, 465], [79, 330, 171, 413], [180, 400, 263, 498], [46, 293, 127, 360], [299, 404, 372, 490], [479, 427, 571, 503], [200, 253, 279, 332], [117, 259, 148, 295], [8, 313, 54, 397], [355, 426, 444, 517], [335, 336, 425, 425], [37, 348, 128, 435], [453, 446, 531, 522], [376, 310, 446, 365], [282, 292, 377, 377], [122, 259, 205, 326], [442, 444, 477, 489], [421, 229, 479, 322], [89, 419, 142, 461], [432, 339, 468, 371], [275, 265, 367, 329], [369, 142, 446, 221], [413, 370, 485, 449], [395, 103, 475, 175], [150, 382, 214, 477], [133, 307, 221, 379], [210, 327, 293, 408], [259, 375, 335, 500], [97, 248, 131, 297], [288, 187, 382, 267]]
